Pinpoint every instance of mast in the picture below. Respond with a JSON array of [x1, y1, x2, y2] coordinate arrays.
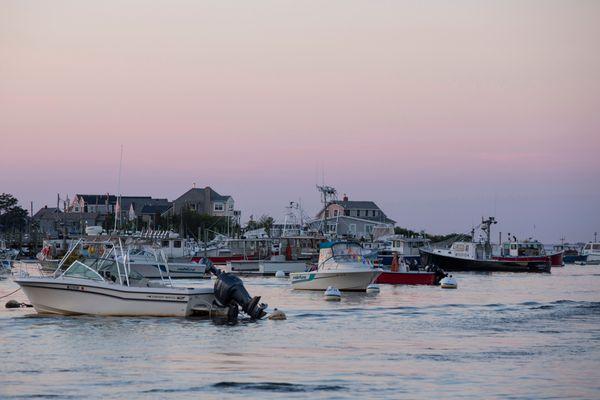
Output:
[[114, 145, 123, 232], [316, 184, 337, 236]]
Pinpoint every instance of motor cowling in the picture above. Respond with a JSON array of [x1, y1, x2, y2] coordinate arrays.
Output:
[[208, 265, 267, 320]]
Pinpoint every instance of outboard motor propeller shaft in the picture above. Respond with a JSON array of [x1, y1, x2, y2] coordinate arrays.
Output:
[[208, 265, 268, 320]]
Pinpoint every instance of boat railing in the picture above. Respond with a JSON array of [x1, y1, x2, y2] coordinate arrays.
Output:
[[54, 238, 84, 276]]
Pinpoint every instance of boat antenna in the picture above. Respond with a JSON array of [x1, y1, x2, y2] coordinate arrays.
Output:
[[114, 144, 123, 232]]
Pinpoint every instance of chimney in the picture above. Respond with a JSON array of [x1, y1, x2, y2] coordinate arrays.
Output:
[[343, 194, 348, 202]]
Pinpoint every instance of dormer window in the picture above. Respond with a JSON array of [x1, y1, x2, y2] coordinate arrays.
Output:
[[214, 203, 224, 212]]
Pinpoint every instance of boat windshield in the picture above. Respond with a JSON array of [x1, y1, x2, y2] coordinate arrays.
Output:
[[61, 260, 104, 281], [331, 243, 368, 263]]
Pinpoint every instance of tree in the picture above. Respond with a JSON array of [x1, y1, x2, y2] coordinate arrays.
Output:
[[0, 193, 29, 233], [258, 215, 275, 237], [394, 225, 471, 244], [243, 214, 275, 237]]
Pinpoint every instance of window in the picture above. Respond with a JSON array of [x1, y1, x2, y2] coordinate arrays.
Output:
[[344, 210, 350, 216], [213, 203, 224, 211], [593, 244, 600, 250], [328, 224, 337, 233], [348, 224, 356, 234], [162, 240, 170, 248], [228, 203, 234, 210], [365, 224, 374, 234], [174, 240, 182, 248], [333, 210, 339, 217], [584, 244, 591, 250]]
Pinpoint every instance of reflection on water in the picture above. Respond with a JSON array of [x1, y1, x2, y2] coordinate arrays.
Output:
[[1, 266, 600, 399]]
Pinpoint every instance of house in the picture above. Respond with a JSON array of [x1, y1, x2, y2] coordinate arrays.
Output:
[[140, 204, 172, 229], [315, 195, 395, 224], [71, 194, 117, 214], [166, 186, 237, 219], [71, 194, 170, 223], [309, 195, 395, 239], [33, 206, 104, 238]]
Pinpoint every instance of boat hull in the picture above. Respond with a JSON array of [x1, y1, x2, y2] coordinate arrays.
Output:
[[420, 249, 551, 273], [14, 278, 215, 317], [375, 271, 437, 285], [563, 254, 587, 263], [290, 270, 381, 291]]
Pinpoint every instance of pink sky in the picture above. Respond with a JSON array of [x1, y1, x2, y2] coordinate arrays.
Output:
[[1, 1, 599, 242]]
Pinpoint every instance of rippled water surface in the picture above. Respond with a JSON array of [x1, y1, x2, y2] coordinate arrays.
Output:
[[1, 266, 599, 399]]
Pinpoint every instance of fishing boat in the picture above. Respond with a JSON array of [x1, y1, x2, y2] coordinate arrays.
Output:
[[420, 217, 551, 273], [376, 236, 430, 267], [554, 244, 587, 264], [581, 242, 600, 265], [493, 239, 563, 268], [375, 252, 445, 285], [13, 239, 266, 318], [290, 241, 382, 291]]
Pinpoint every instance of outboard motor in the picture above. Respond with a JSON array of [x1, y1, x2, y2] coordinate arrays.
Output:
[[426, 264, 448, 285], [207, 265, 268, 320]]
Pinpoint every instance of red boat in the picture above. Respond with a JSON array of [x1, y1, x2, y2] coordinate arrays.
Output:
[[375, 271, 437, 285], [374, 253, 443, 285], [493, 240, 563, 269]]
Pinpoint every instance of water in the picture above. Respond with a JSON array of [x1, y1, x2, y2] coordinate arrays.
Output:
[[1, 266, 599, 399]]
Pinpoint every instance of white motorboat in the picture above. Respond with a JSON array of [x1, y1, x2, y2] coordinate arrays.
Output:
[[13, 239, 218, 317], [290, 241, 382, 291], [581, 242, 600, 265]]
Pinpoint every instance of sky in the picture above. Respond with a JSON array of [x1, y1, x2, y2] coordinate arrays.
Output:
[[1, 1, 599, 243]]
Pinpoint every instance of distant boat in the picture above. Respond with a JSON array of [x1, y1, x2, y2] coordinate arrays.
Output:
[[290, 241, 381, 291], [375, 252, 445, 285], [581, 242, 600, 265], [376, 236, 430, 267], [553, 244, 587, 264], [493, 239, 563, 268], [420, 217, 551, 273]]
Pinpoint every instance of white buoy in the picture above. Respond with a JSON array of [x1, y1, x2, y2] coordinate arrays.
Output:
[[268, 308, 287, 320], [366, 284, 380, 294], [275, 270, 286, 278], [440, 275, 458, 289], [324, 286, 341, 301]]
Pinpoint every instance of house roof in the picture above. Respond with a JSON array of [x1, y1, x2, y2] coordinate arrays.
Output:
[[140, 204, 172, 214], [331, 200, 380, 210], [174, 187, 232, 203], [33, 207, 61, 219], [317, 200, 396, 224], [76, 194, 118, 204]]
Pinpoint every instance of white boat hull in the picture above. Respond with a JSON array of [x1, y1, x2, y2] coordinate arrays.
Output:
[[15, 277, 215, 317], [290, 270, 381, 291]]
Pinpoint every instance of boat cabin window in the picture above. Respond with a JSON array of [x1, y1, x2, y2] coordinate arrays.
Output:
[[593, 244, 600, 250], [162, 240, 170, 248], [453, 243, 466, 252], [174, 240, 182, 248], [62, 261, 104, 281]]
